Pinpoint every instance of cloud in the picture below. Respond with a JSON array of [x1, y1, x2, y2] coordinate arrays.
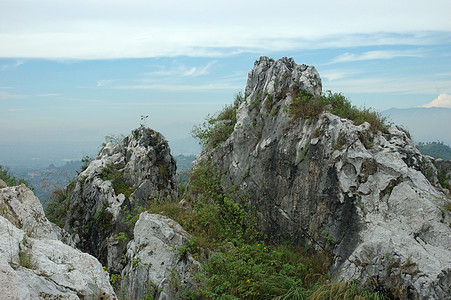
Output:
[[0, 91, 26, 99], [321, 69, 361, 81], [420, 94, 451, 108], [7, 108, 23, 112], [183, 61, 217, 77], [114, 83, 242, 91], [329, 50, 423, 64], [0, 60, 23, 71], [36, 93, 63, 97], [96, 80, 113, 87], [0, 0, 450, 59], [141, 61, 218, 78]]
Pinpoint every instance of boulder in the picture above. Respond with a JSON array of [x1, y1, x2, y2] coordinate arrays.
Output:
[[0, 184, 115, 299], [195, 56, 451, 299], [121, 212, 202, 300]]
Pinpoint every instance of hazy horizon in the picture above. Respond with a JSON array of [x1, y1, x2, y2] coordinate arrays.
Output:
[[1, 0, 450, 169]]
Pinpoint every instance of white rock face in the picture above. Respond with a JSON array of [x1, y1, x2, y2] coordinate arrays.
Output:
[[121, 213, 202, 300], [0, 184, 115, 299], [197, 56, 451, 299]]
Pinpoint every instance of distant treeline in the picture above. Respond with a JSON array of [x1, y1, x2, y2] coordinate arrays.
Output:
[[417, 141, 451, 160]]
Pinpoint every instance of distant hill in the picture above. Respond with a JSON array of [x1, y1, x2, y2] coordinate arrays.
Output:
[[14, 161, 84, 207], [382, 107, 451, 146], [417, 141, 451, 160]]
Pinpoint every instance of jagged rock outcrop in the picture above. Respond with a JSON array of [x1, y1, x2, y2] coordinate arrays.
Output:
[[121, 212, 202, 300], [63, 127, 177, 273], [195, 56, 451, 299], [0, 184, 115, 299]]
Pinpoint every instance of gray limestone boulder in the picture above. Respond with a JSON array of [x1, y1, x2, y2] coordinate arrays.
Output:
[[121, 212, 202, 300], [0, 179, 7, 188], [63, 127, 178, 273], [195, 56, 451, 299], [0, 184, 115, 299]]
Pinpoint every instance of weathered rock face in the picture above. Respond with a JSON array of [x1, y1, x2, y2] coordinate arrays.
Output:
[[64, 127, 177, 273], [0, 183, 73, 245], [196, 56, 451, 299], [121, 212, 202, 300], [0, 184, 115, 299]]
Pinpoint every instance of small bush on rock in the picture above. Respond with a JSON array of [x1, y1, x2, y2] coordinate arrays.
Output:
[[192, 92, 244, 150], [0, 165, 32, 189], [289, 90, 387, 133]]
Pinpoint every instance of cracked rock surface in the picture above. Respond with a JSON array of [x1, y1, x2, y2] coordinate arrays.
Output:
[[0, 184, 115, 299], [196, 56, 451, 299]]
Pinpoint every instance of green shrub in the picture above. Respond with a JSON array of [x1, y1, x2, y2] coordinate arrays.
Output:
[[309, 281, 387, 300], [289, 90, 387, 133], [192, 92, 244, 150], [45, 179, 76, 227], [437, 169, 450, 189], [201, 244, 331, 299], [289, 89, 326, 119], [19, 249, 36, 269], [0, 165, 32, 189], [99, 163, 135, 197]]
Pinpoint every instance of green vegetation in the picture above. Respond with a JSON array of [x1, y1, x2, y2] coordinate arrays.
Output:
[[192, 92, 244, 150], [289, 90, 388, 133], [45, 179, 76, 227], [0, 165, 32, 189], [437, 169, 450, 189], [146, 162, 386, 299], [99, 163, 135, 197], [18, 235, 36, 270], [18, 249, 36, 269], [417, 141, 451, 160], [309, 281, 387, 300]]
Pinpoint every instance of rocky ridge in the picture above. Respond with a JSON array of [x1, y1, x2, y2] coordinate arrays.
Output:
[[0, 184, 115, 299], [196, 56, 451, 299]]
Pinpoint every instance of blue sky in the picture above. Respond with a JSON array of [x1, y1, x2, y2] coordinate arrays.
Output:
[[1, 0, 451, 166]]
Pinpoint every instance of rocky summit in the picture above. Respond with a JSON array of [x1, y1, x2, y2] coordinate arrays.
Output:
[[196, 56, 451, 299], [62, 126, 177, 274]]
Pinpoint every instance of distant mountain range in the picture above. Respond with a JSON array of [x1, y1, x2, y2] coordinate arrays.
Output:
[[381, 107, 451, 146]]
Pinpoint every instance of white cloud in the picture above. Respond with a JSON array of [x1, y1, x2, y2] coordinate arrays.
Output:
[[420, 94, 451, 108], [320, 69, 361, 81], [114, 83, 242, 91], [0, 0, 450, 59], [0, 60, 23, 71], [7, 108, 23, 112], [0, 91, 26, 99], [183, 61, 217, 76], [329, 50, 423, 64], [96, 80, 113, 87], [36, 93, 63, 97]]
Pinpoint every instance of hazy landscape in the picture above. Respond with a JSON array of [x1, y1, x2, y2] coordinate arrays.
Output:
[[1, 0, 450, 299]]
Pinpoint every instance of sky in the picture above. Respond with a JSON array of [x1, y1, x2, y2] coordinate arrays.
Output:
[[1, 0, 451, 168]]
